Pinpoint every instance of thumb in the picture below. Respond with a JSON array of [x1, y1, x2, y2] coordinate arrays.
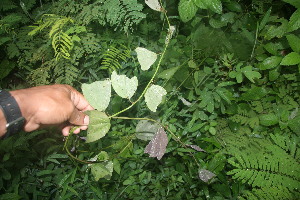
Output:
[[69, 109, 89, 126]]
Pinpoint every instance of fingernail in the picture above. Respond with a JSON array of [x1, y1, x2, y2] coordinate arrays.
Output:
[[84, 115, 89, 125]]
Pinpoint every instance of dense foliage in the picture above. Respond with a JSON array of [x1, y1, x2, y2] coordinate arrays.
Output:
[[1, 0, 299, 199]]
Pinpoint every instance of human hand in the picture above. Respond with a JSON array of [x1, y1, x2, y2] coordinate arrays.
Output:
[[10, 84, 94, 136]]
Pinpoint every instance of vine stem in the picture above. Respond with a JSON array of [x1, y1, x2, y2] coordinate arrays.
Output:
[[112, 116, 201, 167], [110, 3, 171, 118]]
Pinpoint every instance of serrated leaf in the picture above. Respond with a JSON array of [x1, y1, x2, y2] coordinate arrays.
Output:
[[144, 127, 168, 160], [286, 34, 300, 53], [288, 9, 300, 32], [135, 47, 157, 71], [136, 120, 160, 141], [198, 169, 216, 182], [178, 0, 198, 22], [241, 66, 261, 83], [202, 0, 222, 14], [86, 111, 111, 143], [280, 52, 300, 66], [158, 66, 179, 79], [111, 71, 138, 99], [145, 85, 167, 112], [82, 80, 111, 111], [259, 56, 282, 70], [145, 0, 163, 12], [91, 161, 113, 181]]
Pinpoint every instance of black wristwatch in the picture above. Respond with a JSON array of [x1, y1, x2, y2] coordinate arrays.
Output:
[[0, 89, 25, 138]]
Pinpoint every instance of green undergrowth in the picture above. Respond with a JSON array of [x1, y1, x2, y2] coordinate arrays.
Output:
[[0, 0, 300, 199]]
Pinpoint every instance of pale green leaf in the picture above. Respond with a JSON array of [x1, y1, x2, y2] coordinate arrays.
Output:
[[145, 85, 167, 112], [145, 0, 163, 12], [86, 111, 111, 143], [158, 66, 179, 79], [286, 34, 300, 53], [193, 0, 207, 9], [178, 0, 198, 22], [288, 9, 300, 32], [82, 80, 111, 111], [113, 158, 121, 174], [135, 47, 157, 71], [136, 120, 160, 141], [280, 52, 300, 66], [91, 161, 113, 181], [111, 71, 138, 99], [259, 56, 282, 70], [201, 0, 222, 14]]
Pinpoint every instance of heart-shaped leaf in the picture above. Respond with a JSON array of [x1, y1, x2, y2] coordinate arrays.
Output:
[[145, 85, 167, 112], [145, 0, 163, 12], [82, 80, 111, 111], [144, 127, 168, 160], [136, 120, 160, 141], [135, 47, 157, 71], [86, 110, 111, 143], [91, 161, 113, 181], [111, 71, 138, 99]]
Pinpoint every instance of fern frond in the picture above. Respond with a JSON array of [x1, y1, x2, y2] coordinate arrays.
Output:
[[222, 133, 300, 199], [101, 44, 131, 71]]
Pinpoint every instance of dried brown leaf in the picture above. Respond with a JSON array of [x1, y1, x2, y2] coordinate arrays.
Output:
[[144, 127, 168, 160]]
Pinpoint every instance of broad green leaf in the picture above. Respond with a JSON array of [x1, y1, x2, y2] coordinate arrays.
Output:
[[259, 7, 271, 31], [288, 9, 300, 32], [194, 0, 207, 9], [264, 42, 284, 55], [111, 71, 138, 99], [91, 161, 113, 181], [269, 68, 280, 81], [286, 34, 300, 53], [82, 80, 111, 111], [241, 66, 261, 83], [86, 111, 111, 143], [135, 47, 157, 71], [201, 0, 222, 14], [280, 52, 300, 66], [158, 66, 179, 79], [113, 158, 121, 174], [241, 86, 267, 101], [136, 120, 160, 141], [216, 87, 232, 104], [259, 56, 282, 70], [97, 151, 109, 161], [145, 0, 163, 12], [145, 85, 167, 112], [178, 0, 198, 22]]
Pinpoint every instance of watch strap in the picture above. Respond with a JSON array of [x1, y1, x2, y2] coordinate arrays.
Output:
[[0, 90, 25, 138]]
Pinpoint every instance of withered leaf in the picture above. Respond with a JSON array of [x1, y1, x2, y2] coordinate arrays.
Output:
[[198, 169, 216, 182], [144, 127, 168, 160], [188, 144, 206, 152]]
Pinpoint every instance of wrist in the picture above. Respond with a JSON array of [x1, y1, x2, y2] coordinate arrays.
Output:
[[0, 90, 26, 138]]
